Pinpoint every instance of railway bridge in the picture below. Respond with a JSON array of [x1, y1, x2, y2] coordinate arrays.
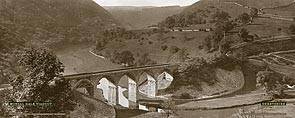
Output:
[[63, 64, 178, 109]]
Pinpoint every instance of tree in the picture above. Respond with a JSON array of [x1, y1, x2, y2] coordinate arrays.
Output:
[[238, 13, 252, 24], [203, 29, 224, 52], [212, 10, 231, 23], [5, 48, 75, 113], [178, 48, 189, 62], [114, 50, 135, 66], [238, 28, 251, 42], [165, 16, 176, 28], [289, 24, 295, 34], [95, 37, 108, 51], [250, 8, 259, 18], [169, 46, 180, 54], [176, 58, 218, 89], [136, 53, 156, 66], [215, 20, 236, 33], [256, 70, 289, 98], [160, 99, 176, 118]]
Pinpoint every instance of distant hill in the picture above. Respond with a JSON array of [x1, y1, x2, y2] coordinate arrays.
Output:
[[105, 6, 185, 29], [0, 0, 118, 47], [104, 6, 155, 11]]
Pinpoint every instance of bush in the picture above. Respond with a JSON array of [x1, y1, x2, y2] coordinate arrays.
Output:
[[256, 70, 293, 98], [148, 41, 153, 44], [113, 50, 135, 66], [135, 53, 156, 66], [169, 46, 180, 54], [161, 45, 168, 51], [180, 93, 193, 99], [159, 11, 206, 28], [237, 13, 251, 24], [289, 24, 295, 34]]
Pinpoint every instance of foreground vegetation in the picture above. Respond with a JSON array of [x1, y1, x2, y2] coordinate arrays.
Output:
[[1, 48, 76, 116]]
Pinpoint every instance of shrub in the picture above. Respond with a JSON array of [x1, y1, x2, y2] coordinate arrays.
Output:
[[169, 46, 180, 54], [289, 24, 295, 34], [237, 13, 251, 24], [148, 41, 153, 44], [179, 93, 193, 99], [161, 45, 168, 51], [136, 53, 156, 66], [113, 50, 135, 66]]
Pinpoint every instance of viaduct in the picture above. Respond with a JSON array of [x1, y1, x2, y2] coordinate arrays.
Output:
[[63, 64, 178, 110]]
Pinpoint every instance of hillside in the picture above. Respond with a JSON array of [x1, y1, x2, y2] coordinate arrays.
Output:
[[0, 0, 117, 47], [0, 26, 25, 84], [264, 2, 295, 16], [186, 0, 294, 9], [95, 29, 210, 66], [161, 0, 294, 37], [105, 6, 184, 29], [70, 91, 116, 118], [183, 0, 293, 17], [228, 0, 294, 8], [0, 0, 118, 82]]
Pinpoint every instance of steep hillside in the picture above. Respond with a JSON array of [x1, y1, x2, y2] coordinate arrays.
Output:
[[186, 0, 294, 9], [0, 0, 118, 82], [182, 0, 294, 18], [264, 2, 295, 16], [0, 26, 25, 84], [228, 0, 294, 8], [105, 6, 184, 29], [70, 91, 116, 118], [0, 0, 117, 47]]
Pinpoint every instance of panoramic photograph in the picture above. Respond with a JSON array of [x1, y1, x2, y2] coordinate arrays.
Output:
[[0, 0, 295, 117]]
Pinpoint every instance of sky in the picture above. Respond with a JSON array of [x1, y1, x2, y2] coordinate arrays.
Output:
[[94, 0, 200, 6]]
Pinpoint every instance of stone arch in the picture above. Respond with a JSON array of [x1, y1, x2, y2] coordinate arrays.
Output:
[[157, 71, 174, 90], [97, 77, 117, 105], [138, 72, 156, 98], [118, 75, 137, 107], [122, 72, 137, 83], [73, 79, 95, 96], [137, 70, 156, 81]]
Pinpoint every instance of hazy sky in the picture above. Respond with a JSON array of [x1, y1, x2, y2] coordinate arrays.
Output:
[[94, 0, 200, 6]]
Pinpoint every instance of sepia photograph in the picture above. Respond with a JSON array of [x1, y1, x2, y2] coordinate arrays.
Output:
[[0, 0, 295, 117]]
